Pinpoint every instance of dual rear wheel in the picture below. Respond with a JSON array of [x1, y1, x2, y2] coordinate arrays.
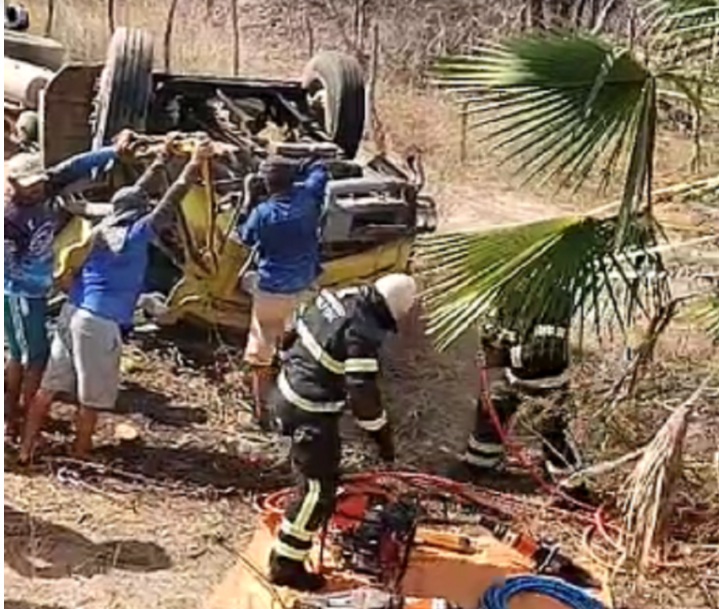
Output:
[[92, 28, 366, 158]]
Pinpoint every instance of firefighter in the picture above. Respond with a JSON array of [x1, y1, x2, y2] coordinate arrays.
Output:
[[267, 273, 418, 591], [457, 310, 583, 484]]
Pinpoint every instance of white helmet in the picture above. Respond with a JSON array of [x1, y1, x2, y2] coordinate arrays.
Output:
[[374, 273, 418, 322]]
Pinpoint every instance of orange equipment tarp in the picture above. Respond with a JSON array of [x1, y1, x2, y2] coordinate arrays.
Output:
[[204, 514, 611, 609]]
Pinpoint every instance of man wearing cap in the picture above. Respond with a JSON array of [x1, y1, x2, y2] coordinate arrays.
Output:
[[4, 136, 130, 440], [19, 137, 214, 462], [239, 156, 329, 428], [10, 111, 39, 153], [267, 273, 417, 591]]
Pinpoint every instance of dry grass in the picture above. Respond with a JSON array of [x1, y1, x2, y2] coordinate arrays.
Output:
[[6, 2, 719, 608]]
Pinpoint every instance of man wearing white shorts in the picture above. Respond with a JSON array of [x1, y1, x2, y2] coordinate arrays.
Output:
[[239, 156, 329, 428]]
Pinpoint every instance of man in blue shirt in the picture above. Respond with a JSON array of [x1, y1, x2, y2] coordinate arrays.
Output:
[[239, 156, 329, 428], [4, 138, 125, 440], [19, 137, 213, 462]]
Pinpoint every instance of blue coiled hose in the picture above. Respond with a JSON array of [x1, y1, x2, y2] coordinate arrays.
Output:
[[480, 575, 606, 609]]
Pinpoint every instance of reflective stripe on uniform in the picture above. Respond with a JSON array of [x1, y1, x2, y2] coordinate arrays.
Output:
[[534, 325, 567, 339], [321, 290, 346, 318], [280, 518, 314, 542], [510, 345, 523, 369], [296, 319, 345, 374], [546, 460, 573, 478], [505, 368, 570, 390], [294, 479, 320, 534], [344, 357, 379, 373], [273, 539, 310, 562], [355, 410, 388, 432], [277, 372, 345, 413], [461, 450, 504, 469], [468, 435, 505, 455], [275, 480, 321, 561]]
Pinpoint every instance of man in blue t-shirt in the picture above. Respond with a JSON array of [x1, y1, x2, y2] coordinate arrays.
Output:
[[19, 137, 213, 462], [4, 137, 126, 440], [239, 156, 329, 428]]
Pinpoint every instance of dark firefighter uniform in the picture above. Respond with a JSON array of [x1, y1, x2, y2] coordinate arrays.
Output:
[[462, 316, 582, 480], [269, 282, 403, 590]]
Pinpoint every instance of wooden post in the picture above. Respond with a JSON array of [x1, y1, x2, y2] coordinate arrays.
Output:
[[460, 101, 469, 162], [304, 10, 315, 59], [108, 0, 116, 35], [45, 0, 55, 36], [231, 0, 240, 75], [365, 22, 379, 142], [164, 0, 180, 73], [691, 81, 703, 172]]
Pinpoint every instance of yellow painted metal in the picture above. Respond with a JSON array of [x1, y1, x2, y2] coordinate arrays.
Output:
[[53, 215, 93, 290], [52, 182, 413, 331]]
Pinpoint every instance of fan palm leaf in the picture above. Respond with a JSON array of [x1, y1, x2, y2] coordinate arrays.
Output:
[[422, 2, 717, 350], [692, 291, 719, 339], [433, 35, 657, 246], [645, 0, 719, 51], [417, 214, 666, 350]]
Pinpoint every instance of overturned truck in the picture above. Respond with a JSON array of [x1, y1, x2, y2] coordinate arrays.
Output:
[[5, 24, 437, 332]]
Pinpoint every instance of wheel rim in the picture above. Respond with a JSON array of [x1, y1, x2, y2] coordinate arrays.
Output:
[[305, 77, 331, 135]]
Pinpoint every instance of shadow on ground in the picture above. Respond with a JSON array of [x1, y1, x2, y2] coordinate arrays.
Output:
[[5, 602, 70, 609], [116, 381, 208, 427], [131, 324, 246, 383], [375, 314, 552, 497], [93, 442, 293, 493], [4, 505, 172, 579]]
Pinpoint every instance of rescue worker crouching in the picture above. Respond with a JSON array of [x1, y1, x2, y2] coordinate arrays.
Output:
[[268, 273, 418, 591], [457, 316, 584, 487]]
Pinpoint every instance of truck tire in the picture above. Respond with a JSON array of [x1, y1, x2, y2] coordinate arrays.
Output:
[[91, 27, 154, 150], [4, 31, 65, 71], [302, 51, 365, 158]]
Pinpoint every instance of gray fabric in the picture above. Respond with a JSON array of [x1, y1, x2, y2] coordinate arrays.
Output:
[[6, 151, 43, 180], [41, 303, 122, 410], [15, 111, 38, 143], [94, 186, 150, 254]]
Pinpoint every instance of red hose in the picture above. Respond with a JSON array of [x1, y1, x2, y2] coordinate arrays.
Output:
[[476, 363, 626, 547], [477, 365, 599, 513]]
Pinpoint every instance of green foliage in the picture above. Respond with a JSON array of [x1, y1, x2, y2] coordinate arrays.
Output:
[[417, 215, 666, 349], [420, 0, 718, 349], [692, 292, 719, 339]]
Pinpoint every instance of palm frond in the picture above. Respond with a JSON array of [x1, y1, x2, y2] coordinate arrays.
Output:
[[645, 0, 719, 34], [654, 173, 719, 204], [692, 292, 719, 339], [433, 36, 655, 243], [417, 214, 667, 350], [646, 0, 719, 69]]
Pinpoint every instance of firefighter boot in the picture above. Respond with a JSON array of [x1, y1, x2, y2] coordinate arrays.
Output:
[[269, 551, 326, 591]]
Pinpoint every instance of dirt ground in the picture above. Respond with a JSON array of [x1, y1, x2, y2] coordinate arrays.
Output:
[[6, 2, 719, 608], [5, 326, 718, 608]]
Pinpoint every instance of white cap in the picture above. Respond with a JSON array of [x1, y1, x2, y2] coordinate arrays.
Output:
[[374, 273, 418, 322]]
